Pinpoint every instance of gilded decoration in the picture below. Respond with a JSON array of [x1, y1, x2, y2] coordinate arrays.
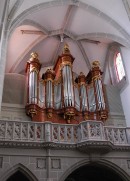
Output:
[[63, 43, 70, 54], [92, 60, 100, 68], [28, 52, 40, 63]]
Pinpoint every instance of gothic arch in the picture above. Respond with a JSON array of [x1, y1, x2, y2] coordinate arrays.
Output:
[[1, 163, 38, 181], [60, 159, 130, 181]]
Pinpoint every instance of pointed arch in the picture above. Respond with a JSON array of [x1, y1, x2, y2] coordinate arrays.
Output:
[[1, 163, 38, 181], [60, 159, 129, 181]]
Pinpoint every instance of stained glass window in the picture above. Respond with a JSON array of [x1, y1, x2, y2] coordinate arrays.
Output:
[[114, 52, 125, 82]]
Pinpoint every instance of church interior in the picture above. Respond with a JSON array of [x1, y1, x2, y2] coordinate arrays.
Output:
[[1, 0, 130, 181]]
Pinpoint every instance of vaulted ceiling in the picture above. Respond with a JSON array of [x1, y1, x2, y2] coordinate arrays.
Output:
[[4, 0, 130, 77]]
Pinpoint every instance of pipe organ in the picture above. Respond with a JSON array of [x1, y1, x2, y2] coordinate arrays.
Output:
[[25, 44, 108, 124]]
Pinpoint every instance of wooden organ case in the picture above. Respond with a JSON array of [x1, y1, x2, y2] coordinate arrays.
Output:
[[25, 44, 108, 124]]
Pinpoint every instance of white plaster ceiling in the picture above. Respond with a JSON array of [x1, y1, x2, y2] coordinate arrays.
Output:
[[5, 0, 130, 77]]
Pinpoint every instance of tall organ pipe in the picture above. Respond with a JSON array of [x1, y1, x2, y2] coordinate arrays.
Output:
[[91, 61, 108, 120], [44, 69, 55, 109], [39, 80, 45, 108], [25, 52, 41, 118], [60, 45, 75, 108], [78, 72, 89, 119], [62, 65, 74, 107], [74, 85, 80, 111], [46, 80, 53, 108], [95, 79, 105, 110], [80, 84, 88, 111], [57, 44, 75, 123], [29, 71, 38, 104], [25, 52, 41, 105], [54, 81, 62, 110]]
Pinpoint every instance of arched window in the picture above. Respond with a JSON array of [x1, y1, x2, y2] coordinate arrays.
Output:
[[105, 43, 127, 91], [114, 52, 125, 82]]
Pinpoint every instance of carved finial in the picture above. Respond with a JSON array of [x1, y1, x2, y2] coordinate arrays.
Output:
[[80, 72, 84, 76], [29, 52, 39, 63], [46, 68, 55, 74], [92, 60, 100, 68], [63, 43, 70, 54], [30, 52, 38, 59]]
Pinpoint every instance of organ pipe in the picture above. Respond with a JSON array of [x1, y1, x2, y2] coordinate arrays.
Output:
[[88, 85, 96, 112], [39, 80, 45, 108], [44, 68, 55, 118], [74, 85, 80, 111], [54, 81, 62, 110], [25, 52, 41, 118], [29, 71, 37, 104], [60, 44, 75, 123], [91, 61, 108, 120], [62, 65, 74, 107], [78, 72, 89, 119]]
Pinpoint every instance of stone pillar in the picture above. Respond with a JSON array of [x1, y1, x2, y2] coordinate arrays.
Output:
[[0, 1, 10, 111]]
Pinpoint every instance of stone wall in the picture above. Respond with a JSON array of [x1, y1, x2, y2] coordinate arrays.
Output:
[[0, 148, 130, 181]]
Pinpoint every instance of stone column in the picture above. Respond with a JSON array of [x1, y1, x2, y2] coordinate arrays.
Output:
[[0, 1, 10, 111]]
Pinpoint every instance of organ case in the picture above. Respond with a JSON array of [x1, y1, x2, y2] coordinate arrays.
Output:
[[25, 44, 108, 123]]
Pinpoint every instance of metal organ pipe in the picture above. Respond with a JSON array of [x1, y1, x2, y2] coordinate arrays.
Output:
[[88, 86, 96, 112], [62, 65, 74, 107], [95, 79, 105, 110], [26, 52, 41, 105], [78, 72, 89, 119], [74, 85, 80, 111], [44, 69, 55, 109], [80, 84, 88, 111], [46, 80, 53, 108], [91, 61, 108, 120], [59, 44, 75, 123], [54, 82, 62, 110], [39, 80, 45, 108], [25, 52, 41, 118], [29, 71, 37, 104], [62, 66, 68, 107], [92, 62, 104, 111], [68, 65, 74, 106]]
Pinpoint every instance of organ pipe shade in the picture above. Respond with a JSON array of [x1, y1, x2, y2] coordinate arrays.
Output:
[[29, 71, 38, 104], [62, 65, 74, 107]]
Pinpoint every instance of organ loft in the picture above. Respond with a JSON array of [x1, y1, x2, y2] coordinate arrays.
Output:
[[25, 44, 108, 124]]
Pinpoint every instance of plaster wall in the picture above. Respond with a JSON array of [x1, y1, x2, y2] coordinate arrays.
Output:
[[120, 47, 130, 126]]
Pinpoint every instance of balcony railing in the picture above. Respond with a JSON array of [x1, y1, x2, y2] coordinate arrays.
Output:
[[0, 120, 129, 148]]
